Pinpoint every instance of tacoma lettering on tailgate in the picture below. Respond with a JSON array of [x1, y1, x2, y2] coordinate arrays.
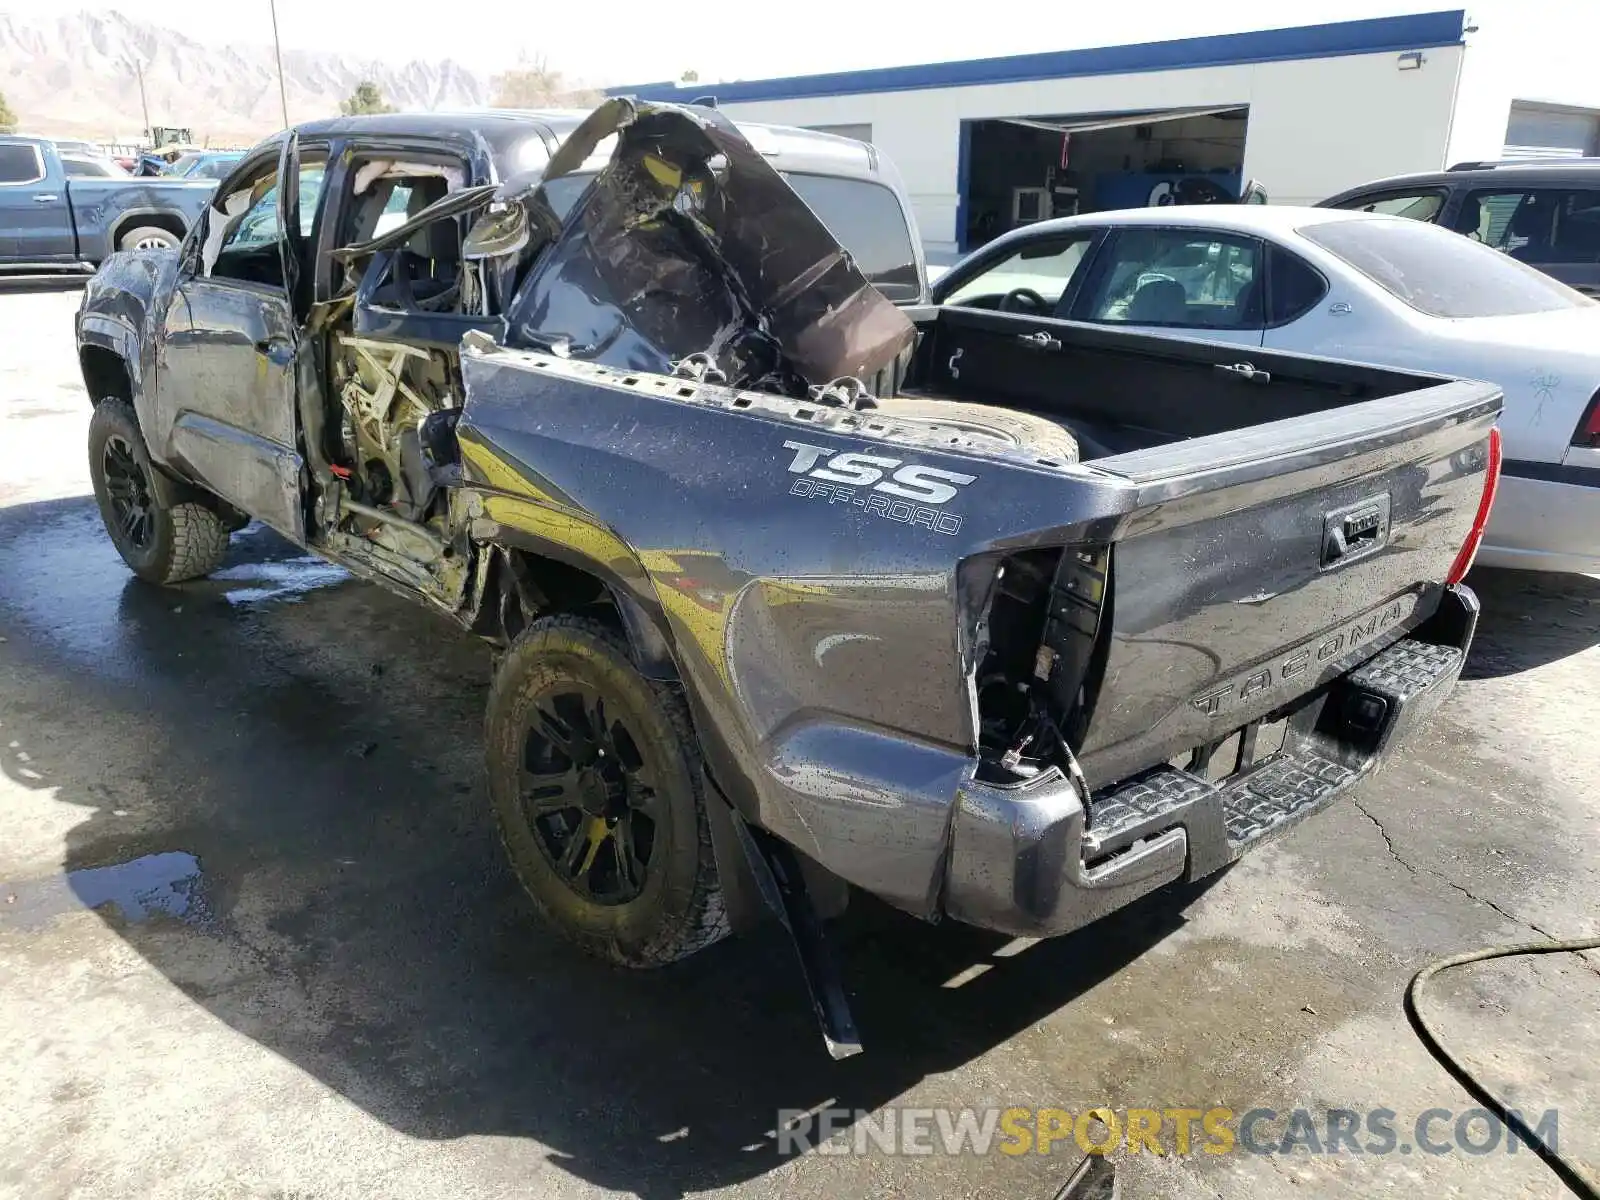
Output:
[[1192, 595, 1419, 716]]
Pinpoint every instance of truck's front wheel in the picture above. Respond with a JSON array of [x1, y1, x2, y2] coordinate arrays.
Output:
[[485, 614, 727, 967], [88, 399, 232, 584]]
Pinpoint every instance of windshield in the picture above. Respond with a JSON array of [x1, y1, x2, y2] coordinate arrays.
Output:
[[190, 155, 242, 180], [1298, 217, 1590, 318], [540, 170, 920, 301]]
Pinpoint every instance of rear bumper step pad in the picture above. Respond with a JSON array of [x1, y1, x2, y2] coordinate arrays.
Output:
[[944, 586, 1475, 938]]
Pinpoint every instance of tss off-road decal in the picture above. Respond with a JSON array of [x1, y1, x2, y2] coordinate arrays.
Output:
[[781, 440, 975, 535]]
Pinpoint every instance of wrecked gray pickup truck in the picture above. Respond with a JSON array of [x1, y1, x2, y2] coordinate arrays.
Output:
[[75, 100, 1501, 1057]]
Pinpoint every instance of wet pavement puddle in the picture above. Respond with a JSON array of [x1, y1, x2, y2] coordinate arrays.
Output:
[[210, 556, 351, 606], [0, 851, 206, 931]]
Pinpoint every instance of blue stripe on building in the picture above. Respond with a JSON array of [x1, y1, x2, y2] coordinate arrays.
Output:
[[608, 10, 1466, 105]]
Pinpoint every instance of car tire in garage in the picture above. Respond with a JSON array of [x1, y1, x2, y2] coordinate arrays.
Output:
[[118, 225, 180, 252], [87, 397, 232, 584], [485, 613, 728, 967]]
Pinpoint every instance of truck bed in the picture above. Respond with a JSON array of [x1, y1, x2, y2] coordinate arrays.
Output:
[[900, 304, 1451, 457], [883, 305, 1498, 791]]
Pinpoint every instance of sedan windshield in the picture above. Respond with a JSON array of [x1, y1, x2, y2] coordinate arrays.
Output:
[[1298, 216, 1590, 318]]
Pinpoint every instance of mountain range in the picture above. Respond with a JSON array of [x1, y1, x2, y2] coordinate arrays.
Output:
[[0, 9, 496, 144]]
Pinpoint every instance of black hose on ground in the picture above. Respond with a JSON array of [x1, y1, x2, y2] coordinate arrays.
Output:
[[1405, 936, 1600, 1199]]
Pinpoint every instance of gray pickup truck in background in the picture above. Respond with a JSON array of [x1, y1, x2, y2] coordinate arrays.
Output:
[[74, 100, 1502, 1057], [0, 134, 214, 270]]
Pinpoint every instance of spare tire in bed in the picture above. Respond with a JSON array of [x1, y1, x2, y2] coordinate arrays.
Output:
[[868, 395, 1082, 466]]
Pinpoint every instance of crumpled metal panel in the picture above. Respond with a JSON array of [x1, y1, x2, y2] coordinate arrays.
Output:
[[501, 98, 917, 390]]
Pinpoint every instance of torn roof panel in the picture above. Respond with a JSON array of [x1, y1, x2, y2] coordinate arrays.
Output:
[[500, 99, 917, 390]]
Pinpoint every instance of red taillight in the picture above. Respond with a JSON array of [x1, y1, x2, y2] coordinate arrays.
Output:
[[1446, 426, 1502, 585], [1575, 390, 1600, 448]]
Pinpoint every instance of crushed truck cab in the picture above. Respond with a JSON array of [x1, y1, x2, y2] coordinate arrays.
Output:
[[74, 99, 1501, 1057]]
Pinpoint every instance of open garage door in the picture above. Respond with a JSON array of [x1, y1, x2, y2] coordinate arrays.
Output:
[[959, 105, 1249, 251]]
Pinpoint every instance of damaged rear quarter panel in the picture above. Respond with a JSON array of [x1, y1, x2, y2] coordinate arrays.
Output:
[[455, 344, 1131, 914]]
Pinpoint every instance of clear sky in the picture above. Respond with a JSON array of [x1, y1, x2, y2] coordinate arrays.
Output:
[[9, 0, 1474, 84]]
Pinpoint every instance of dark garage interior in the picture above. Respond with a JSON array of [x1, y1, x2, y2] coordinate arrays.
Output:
[[960, 106, 1251, 250]]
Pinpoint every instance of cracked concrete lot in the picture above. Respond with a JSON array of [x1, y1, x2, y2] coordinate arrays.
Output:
[[1, 282, 1597, 1199]]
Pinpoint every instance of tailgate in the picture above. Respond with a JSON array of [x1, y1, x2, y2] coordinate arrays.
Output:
[[1074, 379, 1500, 789]]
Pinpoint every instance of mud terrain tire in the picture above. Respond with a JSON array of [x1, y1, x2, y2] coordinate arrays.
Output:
[[485, 614, 728, 967], [88, 398, 232, 585]]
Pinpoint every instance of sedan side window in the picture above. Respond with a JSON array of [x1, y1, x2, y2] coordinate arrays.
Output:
[[940, 234, 1095, 314], [1080, 229, 1263, 330], [63, 156, 119, 178], [1333, 190, 1445, 223], [1266, 246, 1328, 325]]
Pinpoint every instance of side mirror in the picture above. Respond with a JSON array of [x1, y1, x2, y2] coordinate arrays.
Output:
[[1240, 178, 1269, 205]]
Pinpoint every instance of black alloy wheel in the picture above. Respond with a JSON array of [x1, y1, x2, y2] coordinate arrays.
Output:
[[518, 684, 661, 905], [100, 433, 157, 552], [484, 614, 727, 967]]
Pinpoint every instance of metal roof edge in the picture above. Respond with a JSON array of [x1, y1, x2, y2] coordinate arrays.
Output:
[[606, 10, 1466, 105]]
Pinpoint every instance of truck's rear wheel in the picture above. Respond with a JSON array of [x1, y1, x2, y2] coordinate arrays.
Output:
[[118, 225, 180, 252], [88, 398, 232, 584], [485, 614, 727, 967]]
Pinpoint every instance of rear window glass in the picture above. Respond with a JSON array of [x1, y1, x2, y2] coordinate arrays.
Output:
[[781, 172, 920, 301], [192, 156, 240, 180], [540, 170, 920, 301], [1298, 217, 1590, 317]]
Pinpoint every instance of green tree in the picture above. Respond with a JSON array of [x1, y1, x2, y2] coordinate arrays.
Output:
[[340, 81, 394, 116], [0, 89, 17, 133]]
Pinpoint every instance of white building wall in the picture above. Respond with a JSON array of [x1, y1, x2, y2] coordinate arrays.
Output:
[[1446, 0, 1600, 165], [714, 47, 1462, 252]]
